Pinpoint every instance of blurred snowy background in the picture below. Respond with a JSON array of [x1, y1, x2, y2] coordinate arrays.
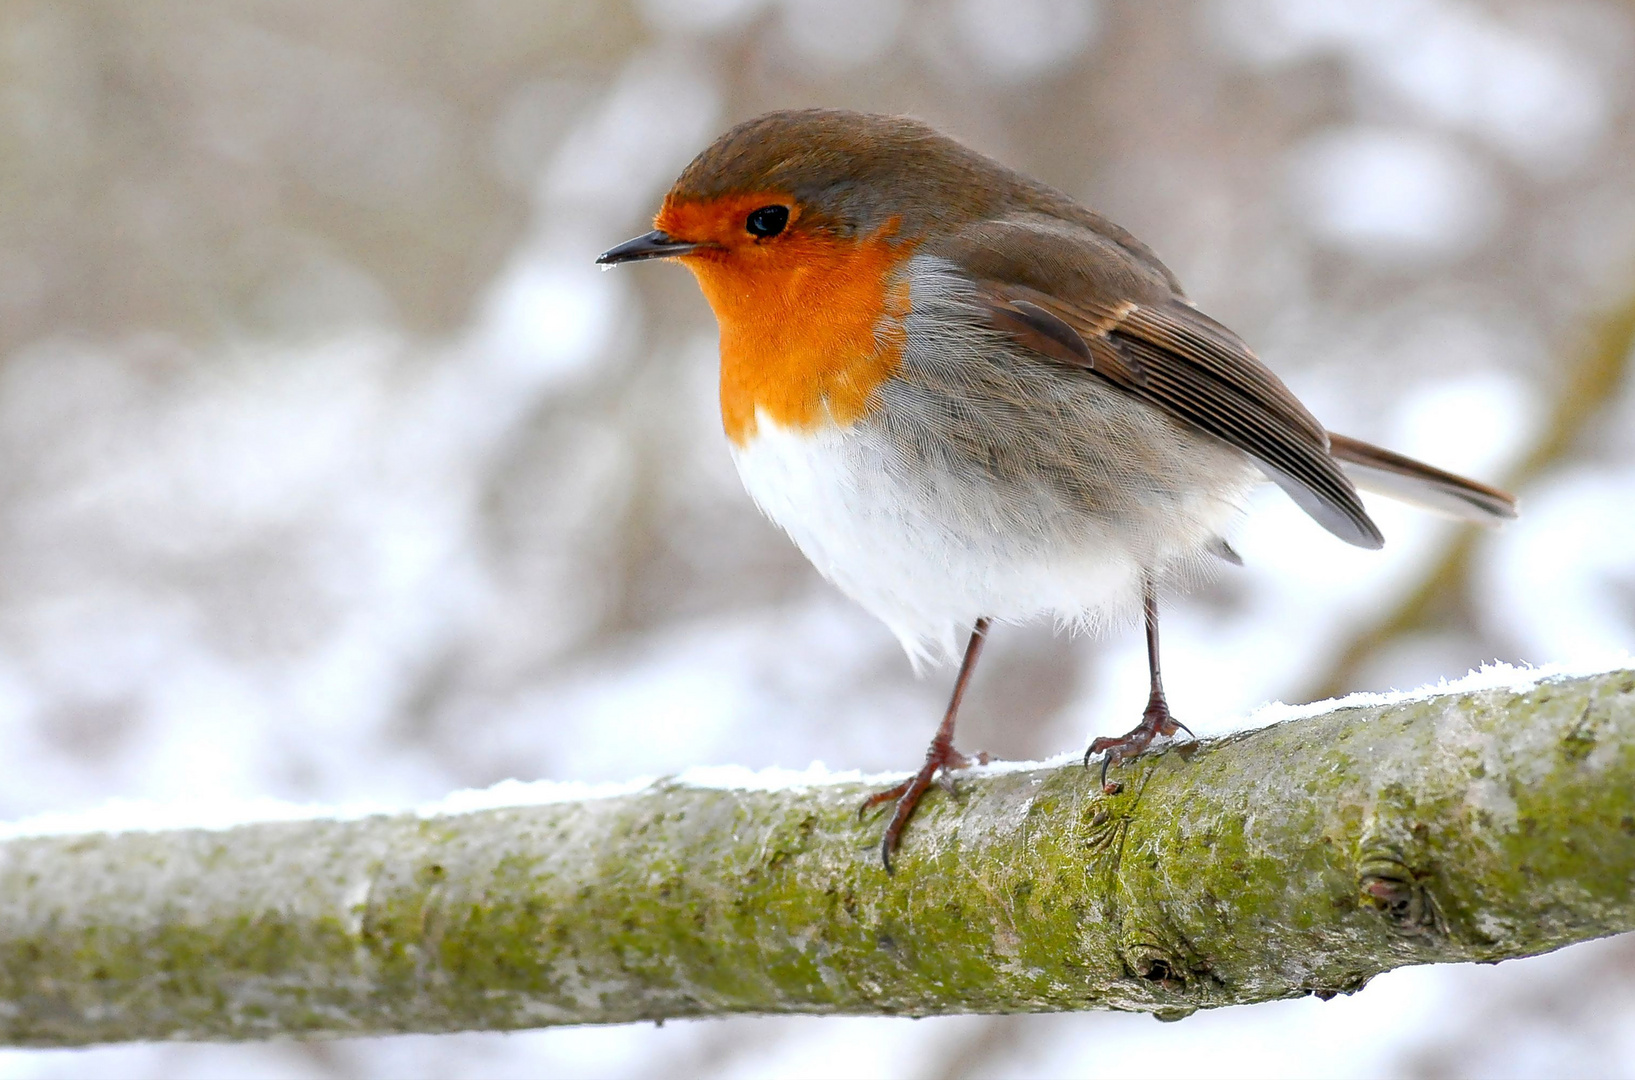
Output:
[[0, 0, 1632, 1076]]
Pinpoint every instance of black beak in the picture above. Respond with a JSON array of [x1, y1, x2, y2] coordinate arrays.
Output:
[[596, 230, 701, 265]]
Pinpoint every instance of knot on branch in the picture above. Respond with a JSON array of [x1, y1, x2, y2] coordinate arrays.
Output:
[[1124, 944, 1201, 991], [1357, 845, 1445, 936], [1117, 923, 1220, 1019]]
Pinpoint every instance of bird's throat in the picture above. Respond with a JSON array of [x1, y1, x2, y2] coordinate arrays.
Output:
[[683, 230, 913, 445]]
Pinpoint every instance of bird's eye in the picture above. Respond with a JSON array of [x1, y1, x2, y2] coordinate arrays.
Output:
[[745, 205, 789, 238]]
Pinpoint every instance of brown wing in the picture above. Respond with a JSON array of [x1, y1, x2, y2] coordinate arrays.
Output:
[[1328, 433, 1517, 524], [936, 216, 1384, 549]]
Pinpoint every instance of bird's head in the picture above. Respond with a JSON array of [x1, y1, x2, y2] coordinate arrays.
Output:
[[596, 110, 1091, 443], [597, 109, 1045, 320]]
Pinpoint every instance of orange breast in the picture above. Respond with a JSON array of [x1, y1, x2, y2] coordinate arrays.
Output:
[[661, 201, 914, 445]]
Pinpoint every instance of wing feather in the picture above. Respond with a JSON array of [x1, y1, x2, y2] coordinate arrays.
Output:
[[947, 216, 1383, 549]]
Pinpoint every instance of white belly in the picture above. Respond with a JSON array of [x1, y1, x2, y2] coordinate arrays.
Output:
[[730, 410, 1248, 667], [723, 258, 1264, 667]]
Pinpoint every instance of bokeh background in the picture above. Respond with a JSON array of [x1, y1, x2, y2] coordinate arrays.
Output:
[[1, 0, 1633, 1076]]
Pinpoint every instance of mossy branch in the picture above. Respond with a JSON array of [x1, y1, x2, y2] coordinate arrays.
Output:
[[2, 668, 1633, 1046]]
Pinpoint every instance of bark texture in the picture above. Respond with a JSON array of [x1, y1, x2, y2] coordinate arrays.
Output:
[[2, 669, 1633, 1046]]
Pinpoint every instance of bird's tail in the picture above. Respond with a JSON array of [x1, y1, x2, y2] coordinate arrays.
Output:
[[1328, 433, 1518, 525]]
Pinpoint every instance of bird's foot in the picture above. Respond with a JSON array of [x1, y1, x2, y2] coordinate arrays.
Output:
[[1083, 693, 1194, 794], [860, 738, 989, 874]]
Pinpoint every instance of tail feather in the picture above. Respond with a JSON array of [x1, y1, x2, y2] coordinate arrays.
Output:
[[1328, 434, 1518, 525]]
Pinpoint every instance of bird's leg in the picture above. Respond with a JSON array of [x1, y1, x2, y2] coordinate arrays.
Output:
[[861, 617, 991, 873], [1084, 576, 1194, 793]]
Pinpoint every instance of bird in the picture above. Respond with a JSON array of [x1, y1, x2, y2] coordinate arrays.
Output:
[[597, 108, 1517, 871]]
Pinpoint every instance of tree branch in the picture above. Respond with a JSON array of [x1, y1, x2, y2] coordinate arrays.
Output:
[[2, 667, 1632, 1046]]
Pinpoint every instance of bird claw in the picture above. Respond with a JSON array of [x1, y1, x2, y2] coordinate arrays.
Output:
[[935, 749, 989, 796], [858, 780, 910, 819], [1083, 697, 1194, 790], [861, 744, 985, 873]]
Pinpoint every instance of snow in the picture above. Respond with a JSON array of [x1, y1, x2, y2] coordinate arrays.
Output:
[[673, 761, 905, 791], [4, 655, 1624, 843], [0, 778, 651, 842], [1207, 653, 1635, 733]]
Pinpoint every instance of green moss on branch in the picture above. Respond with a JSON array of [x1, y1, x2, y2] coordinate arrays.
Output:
[[2, 669, 1633, 1046]]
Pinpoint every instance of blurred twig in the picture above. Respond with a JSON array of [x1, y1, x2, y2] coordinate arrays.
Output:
[[1308, 286, 1635, 700], [922, 1013, 1037, 1080]]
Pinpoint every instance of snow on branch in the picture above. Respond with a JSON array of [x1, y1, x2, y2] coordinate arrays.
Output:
[[2, 664, 1632, 1046]]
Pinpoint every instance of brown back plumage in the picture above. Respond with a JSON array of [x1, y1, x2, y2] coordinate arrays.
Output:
[[669, 109, 1183, 292]]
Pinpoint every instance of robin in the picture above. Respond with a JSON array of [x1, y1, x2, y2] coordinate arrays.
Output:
[[598, 108, 1517, 871]]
